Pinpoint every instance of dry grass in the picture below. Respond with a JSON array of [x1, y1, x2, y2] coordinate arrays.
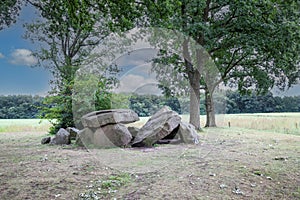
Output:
[[1, 112, 299, 136], [0, 119, 52, 133], [0, 128, 299, 199], [218, 113, 300, 135]]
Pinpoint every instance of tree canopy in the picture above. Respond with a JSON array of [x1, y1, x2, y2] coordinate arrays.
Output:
[[141, 0, 300, 128]]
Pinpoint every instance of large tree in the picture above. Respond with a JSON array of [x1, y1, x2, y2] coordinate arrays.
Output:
[[142, 0, 300, 129], [25, 0, 141, 133]]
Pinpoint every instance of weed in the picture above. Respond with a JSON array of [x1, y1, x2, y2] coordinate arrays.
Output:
[[78, 173, 132, 199]]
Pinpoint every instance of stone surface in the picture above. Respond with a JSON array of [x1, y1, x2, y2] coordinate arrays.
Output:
[[76, 124, 132, 148], [66, 127, 80, 140], [75, 128, 94, 146], [132, 106, 181, 147], [128, 126, 140, 138], [81, 109, 139, 128], [177, 122, 200, 144], [50, 128, 71, 145], [94, 124, 132, 148], [41, 137, 51, 144]]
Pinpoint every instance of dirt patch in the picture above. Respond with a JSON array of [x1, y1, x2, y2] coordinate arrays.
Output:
[[0, 128, 299, 199]]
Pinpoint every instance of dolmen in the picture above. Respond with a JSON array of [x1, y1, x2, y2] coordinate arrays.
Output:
[[76, 109, 139, 148], [76, 106, 199, 148]]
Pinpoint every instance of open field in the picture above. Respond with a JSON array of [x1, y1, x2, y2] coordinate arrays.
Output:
[[221, 113, 300, 136], [132, 112, 300, 136], [0, 119, 52, 133], [1, 112, 299, 135], [0, 113, 299, 199]]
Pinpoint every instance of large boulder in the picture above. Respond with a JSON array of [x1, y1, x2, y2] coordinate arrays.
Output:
[[75, 128, 94, 146], [177, 122, 200, 144], [50, 128, 71, 145], [76, 124, 132, 148], [132, 106, 181, 147], [127, 126, 140, 138], [81, 109, 139, 128]]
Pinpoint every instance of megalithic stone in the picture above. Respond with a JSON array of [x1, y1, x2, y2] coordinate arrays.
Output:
[[81, 109, 139, 128]]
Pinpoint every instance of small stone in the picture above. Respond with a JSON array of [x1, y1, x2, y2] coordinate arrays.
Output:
[[266, 176, 272, 180], [209, 172, 216, 177], [274, 157, 288, 161], [232, 187, 243, 195], [41, 137, 51, 144], [220, 184, 227, 189], [50, 128, 71, 145], [250, 183, 256, 187]]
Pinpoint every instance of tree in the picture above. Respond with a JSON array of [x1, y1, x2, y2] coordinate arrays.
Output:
[[142, 0, 300, 128], [0, 0, 23, 30], [24, 0, 112, 133], [25, 0, 142, 133]]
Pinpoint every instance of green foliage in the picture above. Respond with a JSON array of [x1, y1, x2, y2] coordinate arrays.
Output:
[[24, 0, 140, 134], [111, 93, 130, 109], [0, 0, 23, 30], [95, 80, 113, 111], [142, 0, 300, 127]]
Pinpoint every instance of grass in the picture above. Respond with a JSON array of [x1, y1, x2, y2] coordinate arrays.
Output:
[[0, 123, 299, 199], [0, 119, 52, 133], [1, 112, 300, 136], [130, 112, 300, 136], [78, 173, 132, 199], [221, 112, 300, 136]]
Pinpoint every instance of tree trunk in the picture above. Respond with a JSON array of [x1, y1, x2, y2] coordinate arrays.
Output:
[[205, 88, 217, 127], [189, 71, 201, 130], [182, 38, 201, 130]]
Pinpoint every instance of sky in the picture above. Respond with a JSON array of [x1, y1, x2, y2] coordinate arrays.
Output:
[[0, 5, 51, 95], [0, 5, 299, 97]]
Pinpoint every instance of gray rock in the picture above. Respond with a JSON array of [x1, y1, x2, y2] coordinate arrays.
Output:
[[66, 127, 80, 140], [177, 122, 200, 144], [94, 124, 132, 148], [75, 128, 94, 146], [81, 109, 139, 128], [132, 106, 181, 147], [41, 137, 51, 144], [128, 126, 140, 138], [50, 128, 71, 145], [76, 124, 132, 148]]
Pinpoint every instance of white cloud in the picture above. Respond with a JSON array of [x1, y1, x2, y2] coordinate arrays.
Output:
[[0, 52, 4, 58], [114, 74, 159, 94], [9, 49, 38, 66]]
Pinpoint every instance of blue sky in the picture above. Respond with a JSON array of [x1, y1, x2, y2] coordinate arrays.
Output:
[[0, 5, 299, 97], [0, 5, 51, 95]]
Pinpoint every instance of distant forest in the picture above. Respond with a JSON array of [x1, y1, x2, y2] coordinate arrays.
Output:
[[0, 92, 299, 119]]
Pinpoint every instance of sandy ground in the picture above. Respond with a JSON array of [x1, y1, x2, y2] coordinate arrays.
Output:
[[0, 128, 299, 199]]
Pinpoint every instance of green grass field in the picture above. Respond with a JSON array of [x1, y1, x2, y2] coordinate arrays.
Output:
[[1, 112, 300, 135]]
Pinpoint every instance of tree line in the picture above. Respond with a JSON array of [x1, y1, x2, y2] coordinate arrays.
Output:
[[1, 92, 299, 119], [0, 95, 43, 119]]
